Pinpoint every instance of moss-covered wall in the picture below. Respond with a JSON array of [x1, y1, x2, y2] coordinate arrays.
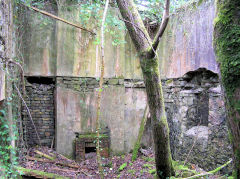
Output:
[[214, 0, 240, 177], [22, 0, 218, 79]]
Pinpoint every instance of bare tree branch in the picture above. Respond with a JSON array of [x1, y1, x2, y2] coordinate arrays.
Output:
[[150, 0, 170, 55], [22, 4, 96, 35], [14, 84, 42, 146]]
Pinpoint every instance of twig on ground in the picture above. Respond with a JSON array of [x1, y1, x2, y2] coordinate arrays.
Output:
[[26, 155, 80, 169], [185, 159, 232, 179]]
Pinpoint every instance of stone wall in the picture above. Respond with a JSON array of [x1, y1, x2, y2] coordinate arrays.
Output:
[[161, 68, 231, 172], [22, 78, 55, 147], [54, 68, 231, 172]]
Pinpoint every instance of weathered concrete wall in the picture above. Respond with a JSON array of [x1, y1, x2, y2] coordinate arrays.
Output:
[[22, 79, 55, 147], [158, 1, 218, 78], [54, 69, 231, 172], [55, 77, 146, 156], [20, 0, 231, 173], [22, 0, 218, 79], [23, 2, 57, 76], [0, 0, 8, 101]]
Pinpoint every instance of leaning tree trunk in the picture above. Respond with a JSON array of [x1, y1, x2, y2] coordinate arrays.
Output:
[[214, 0, 240, 178], [116, 0, 174, 178], [140, 56, 174, 178]]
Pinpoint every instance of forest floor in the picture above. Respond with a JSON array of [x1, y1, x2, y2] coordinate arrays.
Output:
[[19, 147, 228, 179]]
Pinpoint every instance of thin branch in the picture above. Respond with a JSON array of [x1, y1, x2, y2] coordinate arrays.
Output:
[[151, 0, 170, 53], [119, 17, 158, 57], [22, 4, 96, 35], [96, 0, 110, 178], [7, 58, 25, 95], [185, 159, 232, 179], [14, 84, 42, 146]]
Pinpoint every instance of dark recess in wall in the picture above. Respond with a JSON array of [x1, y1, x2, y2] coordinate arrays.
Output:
[[26, 76, 55, 85], [22, 76, 56, 147]]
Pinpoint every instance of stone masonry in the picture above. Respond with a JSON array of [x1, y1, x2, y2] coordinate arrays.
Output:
[[22, 68, 231, 172], [143, 68, 232, 172], [22, 79, 55, 147]]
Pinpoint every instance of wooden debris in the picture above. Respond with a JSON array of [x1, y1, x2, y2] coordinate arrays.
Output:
[[34, 150, 56, 160], [17, 166, 69, 179], [26, 156, 80, 169]]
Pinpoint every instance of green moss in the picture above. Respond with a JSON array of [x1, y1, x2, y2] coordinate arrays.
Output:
[[149, 169, 156, 174], [131, 109, 147, 161], [17, 167, 68, 179], [172, 161, 198, 178], [166, 79, 173, 85], [228, 129, 233, 144], [214, 0, 240, 176], [76, 133, 108, 139], [143, 163, 154, 169], [142, 156, 155, 162], [118, 163, 127, 172], [214, 0, 240, 98], [127, 169, 136, 175]]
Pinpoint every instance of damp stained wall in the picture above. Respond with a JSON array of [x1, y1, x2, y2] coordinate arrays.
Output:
[[20, 0, 229, 167], [158, 0, 218, 77], [55, 78, 147, 156], [23, 0, 217, 78]]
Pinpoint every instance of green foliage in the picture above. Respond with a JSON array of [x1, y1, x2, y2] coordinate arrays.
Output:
[[77, 0, 126, 46], [143, 163, 154, 169], [134, 0, 191, 22], [0, 107, 18, 178], [118, 162, 127, 172], [148, 168, 156, 174], [171, 161, 198, 178], [142, 156, 155, 162], [127, 169, 136, 175]]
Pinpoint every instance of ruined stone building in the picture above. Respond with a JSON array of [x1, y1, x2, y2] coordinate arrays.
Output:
[[1, 0, 231, 173]]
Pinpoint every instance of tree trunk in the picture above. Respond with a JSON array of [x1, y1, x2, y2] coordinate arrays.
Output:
[[214, 0, 240, 178], [116, 0, 174, 177], [140, 56, 174, 178]]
